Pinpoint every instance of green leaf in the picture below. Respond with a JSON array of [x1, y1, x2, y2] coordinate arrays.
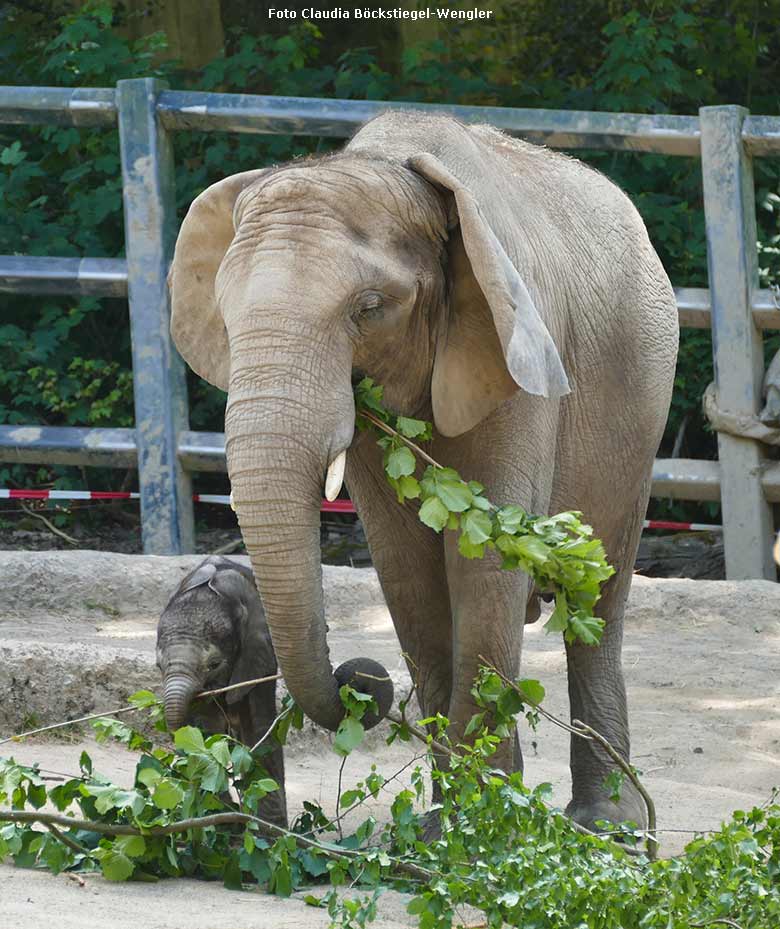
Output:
[[152, 778, 184, 810], [385, 446, 416, 478], [128, 689, 158, 709], [339, 788, 365, 808], [396, 416, 429, 438], [498, 890, 521, 908], [83, 785, 145, 816], [458, 533, 486, 560], [49, 779, 83, 812], [304, 893, 326, 907], [418, 496, 449, 532], [230, 744, 253, 776], [253, 778, 279, 794], [470, 494, 493, 511], [461, 508, 493, 544], [604, 769, 625, 803], [565, 613, 605, 646], [301, 849, 329, 877], [354, 378, 386, 416], [79, 751, 93, 775], [496, 533, 551, 566], [27, 784, 46, 809], [185, 754, 228, 794], [223, 852, 243, 891], [396, 475, 420, 500], [1, 142, 26, 166], [38, 833, 71, 875], [517, 679, 546, 705], [544, 591, 570, 634], [435, 479, 473, 512], [94, 847, 134, 882], [115, 835, 146, 858], [137, 767, 162, 789], [497, 504, 528, 533], [207, 737, 232, 769], [173, 726, 206, 754], [240, 847, 271, 883], [270, 858, 293, 897], [334, 716, 365, 756]]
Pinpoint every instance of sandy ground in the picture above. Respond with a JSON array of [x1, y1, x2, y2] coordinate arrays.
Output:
[[1, 553, 779, 928]]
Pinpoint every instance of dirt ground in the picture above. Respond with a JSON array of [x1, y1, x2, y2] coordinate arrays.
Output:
[[0, 553, 779, 928]]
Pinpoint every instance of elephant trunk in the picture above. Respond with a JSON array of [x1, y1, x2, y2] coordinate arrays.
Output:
[[224, 330, 393, 732], [162, 673, 200, 732]]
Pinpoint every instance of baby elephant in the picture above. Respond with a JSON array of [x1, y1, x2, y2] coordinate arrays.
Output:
[[157, 556, 286, 827]]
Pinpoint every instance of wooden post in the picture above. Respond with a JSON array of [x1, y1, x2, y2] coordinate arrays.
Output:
[[700, 105, 775, 579], [117, 78, 194, 555]]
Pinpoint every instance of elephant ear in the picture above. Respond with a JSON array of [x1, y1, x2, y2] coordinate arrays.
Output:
[[169, 169, 270, 392], [408, 152, 570, 437]]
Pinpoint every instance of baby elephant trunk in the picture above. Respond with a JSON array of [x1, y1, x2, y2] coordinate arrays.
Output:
[[162, 674, 200, 732]]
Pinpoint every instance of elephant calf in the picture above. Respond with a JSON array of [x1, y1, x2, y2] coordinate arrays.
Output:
[[156, 556, 287, 828]]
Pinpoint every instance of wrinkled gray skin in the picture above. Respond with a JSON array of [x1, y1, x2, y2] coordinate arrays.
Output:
[[169, 112, 679, 831], [157, 556, 286, 828]]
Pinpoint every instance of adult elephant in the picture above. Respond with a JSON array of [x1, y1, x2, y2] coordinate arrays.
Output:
[[169, 111, 678, 830]]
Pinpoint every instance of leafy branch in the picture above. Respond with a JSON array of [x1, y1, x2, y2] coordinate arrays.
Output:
[[1, 677, 778, 928], [475, 658, 658, 860], [355, 378, 614, 646]]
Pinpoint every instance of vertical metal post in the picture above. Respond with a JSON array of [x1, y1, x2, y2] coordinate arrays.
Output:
[[117, 78, 194, 555], [700, 105, 774, 579]]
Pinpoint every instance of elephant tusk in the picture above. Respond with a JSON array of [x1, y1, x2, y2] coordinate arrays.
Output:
[[324, 450, 347, 502], [229, 491, 235, 512]]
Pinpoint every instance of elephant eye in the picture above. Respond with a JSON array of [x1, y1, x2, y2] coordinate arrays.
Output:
[[354, 292, 385, 322], [206, 656, 222, 671]]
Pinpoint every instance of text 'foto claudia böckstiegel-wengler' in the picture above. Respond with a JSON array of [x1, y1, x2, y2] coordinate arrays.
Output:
[[267, 8, 495, 21]]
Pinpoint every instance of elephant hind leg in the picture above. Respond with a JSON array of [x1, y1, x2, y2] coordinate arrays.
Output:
[[564, 479, 649, 832]]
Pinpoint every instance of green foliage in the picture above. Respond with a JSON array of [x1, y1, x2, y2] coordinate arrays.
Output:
[[1, 676, 778, 928], [0, 689, 290, 887], [355, 378, 613, 646]]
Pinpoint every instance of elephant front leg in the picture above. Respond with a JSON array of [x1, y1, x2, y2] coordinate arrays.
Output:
[[255, 740, 287, 830], [237, 689, 288, 829], [347, 444, 455, 726], [564, 575, 646, 832], [444, 536, 528, 776]]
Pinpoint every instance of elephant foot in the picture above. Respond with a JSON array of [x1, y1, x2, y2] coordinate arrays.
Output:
[[565, 788, 647, 835]]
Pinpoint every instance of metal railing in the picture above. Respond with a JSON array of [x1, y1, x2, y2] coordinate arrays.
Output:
[[1, 80, 778, 578]]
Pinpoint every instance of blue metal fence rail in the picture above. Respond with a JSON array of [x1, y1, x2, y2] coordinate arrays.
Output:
[[1, 80, 778, 577]]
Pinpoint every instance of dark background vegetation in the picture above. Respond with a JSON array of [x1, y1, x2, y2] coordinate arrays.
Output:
[[1, 0, 779, 537]]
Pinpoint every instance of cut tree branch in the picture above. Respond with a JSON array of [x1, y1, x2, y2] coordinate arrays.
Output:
[[359, 411, 442, 470], [386, 710, 645, 858], [0, 808, 434, 883], [20, 501, 78, 545], [478, 658, 657, 859], [572, 717, 658, 861]]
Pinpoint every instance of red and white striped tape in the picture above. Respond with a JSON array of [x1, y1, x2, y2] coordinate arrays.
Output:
[[0, 488, 722, 530]]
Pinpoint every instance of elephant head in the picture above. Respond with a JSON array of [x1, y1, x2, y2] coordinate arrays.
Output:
[[168, 112, 569, 734], [156, 556, 274, 731]]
